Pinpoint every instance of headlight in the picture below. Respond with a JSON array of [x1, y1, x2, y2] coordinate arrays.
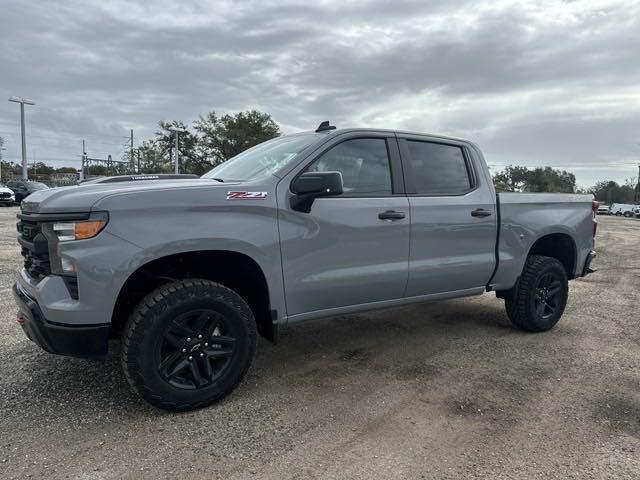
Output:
[[50, 217, 108, 242], [42, 212, 109, 276]]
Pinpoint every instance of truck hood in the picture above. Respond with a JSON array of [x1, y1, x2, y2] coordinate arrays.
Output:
[[21, 178, 240, 213]]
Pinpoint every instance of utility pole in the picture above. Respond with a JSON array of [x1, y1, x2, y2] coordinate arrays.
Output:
[[0, 146, 6, 182], [8, 96, 36, 180], [635, 164, 640, 204], [80, 140, 86, 181], [130, 129, 134, 174], [168, 126, 187, 174]]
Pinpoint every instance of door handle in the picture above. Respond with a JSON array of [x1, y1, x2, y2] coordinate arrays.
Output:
[[471, 208, 492, 218], [378, 210, 406, 220]]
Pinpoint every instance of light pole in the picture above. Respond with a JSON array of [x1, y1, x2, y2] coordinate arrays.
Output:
[[168, 126, 186, 174], [0, 146, 6, 182], [8, 96, 36, 180]]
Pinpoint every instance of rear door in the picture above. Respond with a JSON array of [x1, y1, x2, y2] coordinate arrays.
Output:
[[278, 133, 410, 318], [398, 135, 497, 297]]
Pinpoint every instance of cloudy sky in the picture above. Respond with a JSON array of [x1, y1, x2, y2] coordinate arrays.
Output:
[[1, 0, 639, 186]]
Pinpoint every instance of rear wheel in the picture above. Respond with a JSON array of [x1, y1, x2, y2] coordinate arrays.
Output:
[[121, 279, 256, 411], [504, 255, 568, 332], [623, 211, 632, 218]]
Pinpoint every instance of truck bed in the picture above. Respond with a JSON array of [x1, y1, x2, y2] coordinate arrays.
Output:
[[490, 192, 595, 290]]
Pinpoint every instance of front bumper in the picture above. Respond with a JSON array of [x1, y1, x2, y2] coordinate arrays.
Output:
[[12, 282, 109, 360], [581, 250, 596, 277]]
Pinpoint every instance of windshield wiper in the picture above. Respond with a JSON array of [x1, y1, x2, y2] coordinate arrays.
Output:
[[210, 177, 225, 183]]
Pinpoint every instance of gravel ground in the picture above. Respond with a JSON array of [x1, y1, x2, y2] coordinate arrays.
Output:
[[0, 207, 638, 479]]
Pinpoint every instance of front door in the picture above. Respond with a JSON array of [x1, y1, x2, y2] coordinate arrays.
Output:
[[278, 134, 410, 319]]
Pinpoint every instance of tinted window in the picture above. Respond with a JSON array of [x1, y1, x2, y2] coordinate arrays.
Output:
[[406, 141, 472, 195], [307, 138, 392, 195]]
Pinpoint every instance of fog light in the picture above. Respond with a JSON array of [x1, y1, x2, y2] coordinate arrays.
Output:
[[60, 256, 77, 273]]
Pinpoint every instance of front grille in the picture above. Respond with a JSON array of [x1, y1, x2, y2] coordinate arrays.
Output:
[[0, 192, 11, 199], [17, 216, 51, 280]]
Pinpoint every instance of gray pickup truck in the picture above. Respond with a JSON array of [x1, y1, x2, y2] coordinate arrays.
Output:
[[13, 122, 597, 411]]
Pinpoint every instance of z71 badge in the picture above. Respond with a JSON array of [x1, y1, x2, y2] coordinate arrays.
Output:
[[226, 191, 268, 200]]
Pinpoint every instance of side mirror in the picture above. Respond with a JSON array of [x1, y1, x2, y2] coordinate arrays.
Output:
[[290, 171, 343, 213]]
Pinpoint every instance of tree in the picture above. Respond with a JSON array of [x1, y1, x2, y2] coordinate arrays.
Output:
[[28, 162, 55, 175], [492, 165, 530, 192], [135, 139, 169, 174], [155, 120, 200, 172], [55, 167, 78, 174], [492, 165, 576, 193], [526, 167, 576, 193], [124, 110, 282, 176], [194, 110, 281, 169], [587, 179, 637, 204]]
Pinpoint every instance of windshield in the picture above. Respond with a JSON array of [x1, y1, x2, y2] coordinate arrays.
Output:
[[29, 182, 49, 190], [202, 134, 319, 182]]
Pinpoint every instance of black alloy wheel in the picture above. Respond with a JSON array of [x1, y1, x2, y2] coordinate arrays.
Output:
[[122, 279, 256, 411], [504, 255, 569, 332], [158, 310, 238, 389], [533, 272, 563, 320]]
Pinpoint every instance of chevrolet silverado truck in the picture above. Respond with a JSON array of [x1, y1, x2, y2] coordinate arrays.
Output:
[[13, 122, 597, 411]]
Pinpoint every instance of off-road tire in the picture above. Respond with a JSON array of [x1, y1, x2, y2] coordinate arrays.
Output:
[[121, 279, 256, 411], [504, 255, 569, 332]]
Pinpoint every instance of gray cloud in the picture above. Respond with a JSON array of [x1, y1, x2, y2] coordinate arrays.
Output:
[[0, 0, 638, 186]]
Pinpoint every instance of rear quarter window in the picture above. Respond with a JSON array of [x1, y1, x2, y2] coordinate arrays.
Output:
[[405, 141, 472, 195]]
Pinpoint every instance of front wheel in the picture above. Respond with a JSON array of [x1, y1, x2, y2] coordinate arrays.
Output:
[[504, 255, 568, 332], [121, 279, 256, 411]]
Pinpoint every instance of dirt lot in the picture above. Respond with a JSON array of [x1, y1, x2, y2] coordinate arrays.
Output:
[[0, 207, 638, 480]]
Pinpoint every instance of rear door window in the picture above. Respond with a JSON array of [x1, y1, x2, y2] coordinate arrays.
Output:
[[405, 141, 472, 195]]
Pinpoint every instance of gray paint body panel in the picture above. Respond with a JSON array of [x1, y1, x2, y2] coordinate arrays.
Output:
[[15, 128, 595, 330], [401, 138, 498, 297], [491, 192, 595, 290]]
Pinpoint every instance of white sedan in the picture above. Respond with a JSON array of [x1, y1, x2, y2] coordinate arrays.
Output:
[[0, 184, 16, 206]]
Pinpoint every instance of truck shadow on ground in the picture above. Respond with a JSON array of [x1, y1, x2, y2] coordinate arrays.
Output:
[[5, 298, 541, 421]]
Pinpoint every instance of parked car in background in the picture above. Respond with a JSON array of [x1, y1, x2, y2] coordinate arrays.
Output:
[[610, 203, 636, 217], [634, 206, 640, 218], [5, 180, 49, 203], [596, 204, 611, 215], [0, 183, 16, 206]]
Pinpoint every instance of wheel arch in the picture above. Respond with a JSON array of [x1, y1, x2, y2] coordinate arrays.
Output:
[[111, 249, 277, 343], [527, 232, 577, 279]]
